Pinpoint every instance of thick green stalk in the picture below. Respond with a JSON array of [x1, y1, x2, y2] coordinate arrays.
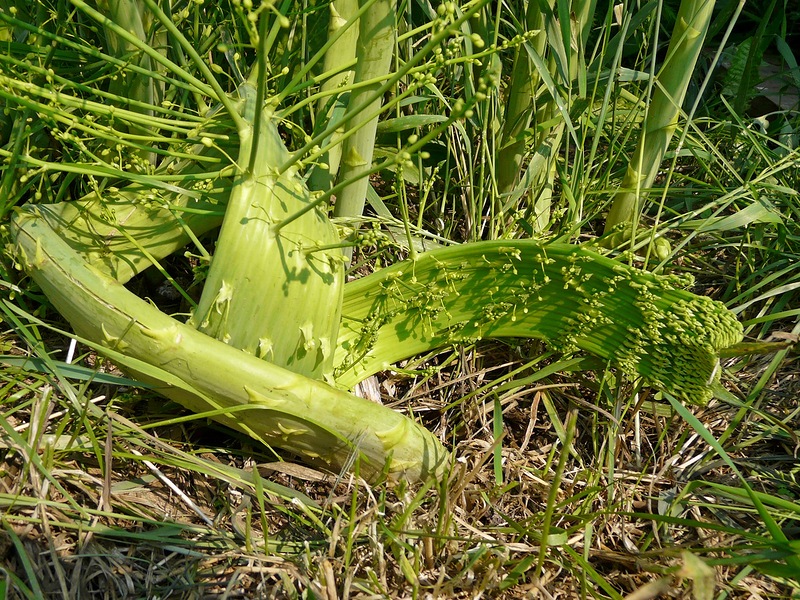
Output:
[[332, 0, 397, 227], [10, 206, 448, 483], [33, 185, 225, 284], [189, 86, 344, 379], [100, 0, 155, 111], [496, 0, 546, 197], [334, 241, 742, 403], [307, 0, 359, 193], [99, 0, 158, 164], [603, 0, 715, 232]]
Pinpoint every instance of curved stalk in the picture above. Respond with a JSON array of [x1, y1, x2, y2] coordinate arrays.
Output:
[[10, 206, 448, 483], [31, 186, 742, 405], [334, 241, 742, 403]]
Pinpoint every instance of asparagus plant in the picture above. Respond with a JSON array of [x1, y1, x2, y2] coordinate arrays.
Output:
[[2, 0, 742, 483], [10, 190, 742, 481]]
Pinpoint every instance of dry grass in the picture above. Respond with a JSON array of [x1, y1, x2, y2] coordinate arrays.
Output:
[[1, 331, 798, 599]]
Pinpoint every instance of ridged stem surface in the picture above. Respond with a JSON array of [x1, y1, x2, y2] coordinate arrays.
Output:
[[604, 0, 715, 231], [189, 88, 344, 378], [11, 207, 447, 483]]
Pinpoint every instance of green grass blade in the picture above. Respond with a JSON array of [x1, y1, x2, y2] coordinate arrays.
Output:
[[665, 392, 800, 572]]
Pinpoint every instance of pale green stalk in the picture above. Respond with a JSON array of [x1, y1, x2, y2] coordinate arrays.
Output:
[[100, 0, 156, 123], [496, 0, 546, 196], [332, 0, 397, 230], [603, 0, 715, 232], [4, 0, 745, 485], [189, 82, 344, 379], [307, 0, 360, 193], [20, 180, 741, 405], [9, 197, 742, 483], [32, 184, 225, 283], [10, 207, 447, 483]]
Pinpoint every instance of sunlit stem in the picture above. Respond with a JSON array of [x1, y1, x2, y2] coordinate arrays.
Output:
[[307, 0, 360, 194], [603, 0, 715, 233]]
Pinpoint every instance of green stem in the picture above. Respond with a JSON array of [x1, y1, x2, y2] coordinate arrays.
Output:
[[496, 0, 546, 196], [189, 86, 344, 379], [603, 0, 715, 232], [11, 206, 447, 483], [330, 0, 397, 232], [334, 241, 742, 403], [307, 0, 360, 193], [273, 0, 377, 107], [278, 0, 492, 174]]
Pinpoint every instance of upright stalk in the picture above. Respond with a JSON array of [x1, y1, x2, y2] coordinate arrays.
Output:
[[332, 0, 397, 241], [496, 0, 546, 197], [100, 0, 159, 163], [603, 0, 715, 232], [189, 57, 344, 378], [307, 0, 360, 193]]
